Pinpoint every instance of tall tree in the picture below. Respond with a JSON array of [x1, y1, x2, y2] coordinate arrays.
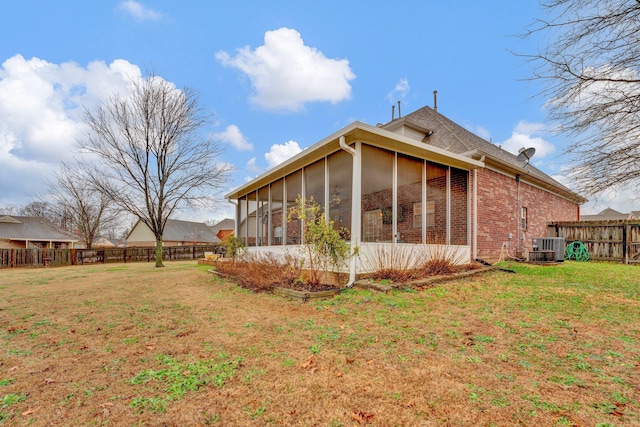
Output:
[[524, 0, 640, 196], [19, 201, 52, 218], [48, 163, 119, 249], [81, 75, 231, 267]]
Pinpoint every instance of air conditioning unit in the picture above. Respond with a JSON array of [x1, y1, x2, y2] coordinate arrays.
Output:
[[531, 237, 565, 262]]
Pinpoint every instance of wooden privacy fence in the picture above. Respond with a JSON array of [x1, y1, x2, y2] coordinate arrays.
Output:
[[0, 245, 224, 269], [547, 220, 640, 264]]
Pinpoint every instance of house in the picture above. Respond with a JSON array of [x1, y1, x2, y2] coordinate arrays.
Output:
[[0, 215, 80, 249], [209, 218, 235, 242], [581, 208, 635, 221], [126, 219, 221, 247], [92, 237, 126, 248], [225, 104, 586, 274]]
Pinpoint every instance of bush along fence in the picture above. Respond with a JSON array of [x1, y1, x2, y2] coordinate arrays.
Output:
[[547, 220, 640, 264], [0, 245, 225, 269]]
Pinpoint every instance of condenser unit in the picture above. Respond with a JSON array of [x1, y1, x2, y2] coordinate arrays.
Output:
[[531, 237, 565, 262]]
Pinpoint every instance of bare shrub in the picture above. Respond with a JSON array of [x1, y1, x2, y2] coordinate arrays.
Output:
[[419, 240, 468, 276], [215, 252, 300, 293], [368, 236, 471, 283], [369, 245, 422, 282], [215, 251, 345, 292]]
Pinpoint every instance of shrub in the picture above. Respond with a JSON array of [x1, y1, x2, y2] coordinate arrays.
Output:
[[369, 244, 422, 282], [224, 236, 246, 258], [215, 252, 296, 292], [287, 196, 349, 286]]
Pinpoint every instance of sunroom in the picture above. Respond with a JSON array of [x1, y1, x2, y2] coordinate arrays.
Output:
[[225, 121, 484, 280]]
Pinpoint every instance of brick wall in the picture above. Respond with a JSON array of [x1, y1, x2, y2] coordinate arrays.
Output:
[[450, 168, 468, 245], [0, 239, 25, 249], [474, 168, 579, 262]]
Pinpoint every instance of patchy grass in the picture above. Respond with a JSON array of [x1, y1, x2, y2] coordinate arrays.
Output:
[[0, 260, 638, 426]]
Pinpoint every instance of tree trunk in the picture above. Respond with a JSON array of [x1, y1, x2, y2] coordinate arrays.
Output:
[[155, 239, 164, 267]]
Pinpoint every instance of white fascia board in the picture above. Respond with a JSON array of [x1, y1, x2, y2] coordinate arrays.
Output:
[[225, 121, 485, 200]]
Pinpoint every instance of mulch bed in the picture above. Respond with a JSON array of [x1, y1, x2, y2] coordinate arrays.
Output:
[[354, 265, 497, 292]]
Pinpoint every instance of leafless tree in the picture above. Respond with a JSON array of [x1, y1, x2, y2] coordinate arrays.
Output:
[[19, 201, 52, 218], [523, 0, 640, 196], [47, 163, 119, 249], [80, 75, 232, 267]]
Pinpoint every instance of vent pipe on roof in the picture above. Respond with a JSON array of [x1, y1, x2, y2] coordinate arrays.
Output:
[[433, 90, 438, 112], [391, 104, 395, 121], [397, 101, 401, 118]]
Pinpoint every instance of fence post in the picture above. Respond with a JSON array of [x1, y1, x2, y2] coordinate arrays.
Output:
[[624, 224, 629, 265]]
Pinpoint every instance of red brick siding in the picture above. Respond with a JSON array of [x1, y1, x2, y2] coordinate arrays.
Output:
[[450, 168, 468, 245], [397, 182, 422, 243], [473, 168, 579, 262]]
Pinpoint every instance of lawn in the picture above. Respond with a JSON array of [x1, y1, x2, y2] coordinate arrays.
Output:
[[0, 260, 638, 426]]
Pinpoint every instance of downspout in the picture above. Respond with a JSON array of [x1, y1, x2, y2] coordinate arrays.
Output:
[[472, 169, 478, 260], [515, 174, 521, 257], [339, 136, 361, 288]]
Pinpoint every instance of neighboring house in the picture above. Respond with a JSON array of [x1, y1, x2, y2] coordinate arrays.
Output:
[[580, 208, 635, 221], [92, 237, 126, 248], [0, 215, 79, 249], [225, 104, 586, 270], [126, 219, 221, 247], [209, 218, 235, 242]]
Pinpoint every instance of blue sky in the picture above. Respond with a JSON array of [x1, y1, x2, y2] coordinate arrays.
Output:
[[0, 1, 632, 221]]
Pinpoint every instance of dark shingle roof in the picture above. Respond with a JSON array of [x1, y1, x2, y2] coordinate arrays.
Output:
[[209, 218, 234, 235], [163, 219, 220, 243], [0, 215, 79, 242], [382, 106, 586, 204], [581, 208, 630, 221]]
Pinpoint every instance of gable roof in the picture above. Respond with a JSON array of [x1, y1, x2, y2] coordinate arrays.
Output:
[[128, 219, 221, 243], [381, 106, 587, 204], [581, 207, 631, 221], [0, 215, 79, 242], [209, 218, 234, 234], [164, 219, 220, 243]]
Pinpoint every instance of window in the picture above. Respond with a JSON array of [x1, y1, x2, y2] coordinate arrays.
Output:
[[328, 150, 352, 237], [363, 209, 382, 242], [398, 154, 423, 243], [270, 179, 284, 246], [414, 201, 435, 228], [521, 207, 527, 231], [361, 145, 394, 242], [286, 170, 302, 244]]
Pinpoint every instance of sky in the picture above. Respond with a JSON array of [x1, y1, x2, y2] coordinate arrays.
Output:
[[0, 0, 635, 223]]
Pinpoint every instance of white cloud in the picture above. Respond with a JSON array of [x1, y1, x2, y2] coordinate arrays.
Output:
[[501, 121, 555, 159], [265, 140, 302, 168], [473, 126, 491, 141], [213, 124, 253, 151], [386, 78, 409, 103], [246, 157, 260, 172], [117, 1, 163, 21], [216, 27, 355, 112], [0, 54, 142, 205]]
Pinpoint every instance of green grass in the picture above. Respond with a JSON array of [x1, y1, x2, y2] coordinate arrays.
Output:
[[0, 260, 638, 426], [129, 353, 243, 412]]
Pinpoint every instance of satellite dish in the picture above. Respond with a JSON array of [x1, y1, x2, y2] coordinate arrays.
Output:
[[516, 147, 536, 164]]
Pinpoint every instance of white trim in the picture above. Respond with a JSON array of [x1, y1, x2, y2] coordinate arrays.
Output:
[[226, 122, 484, 200], [392, 152, 398, 243]]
